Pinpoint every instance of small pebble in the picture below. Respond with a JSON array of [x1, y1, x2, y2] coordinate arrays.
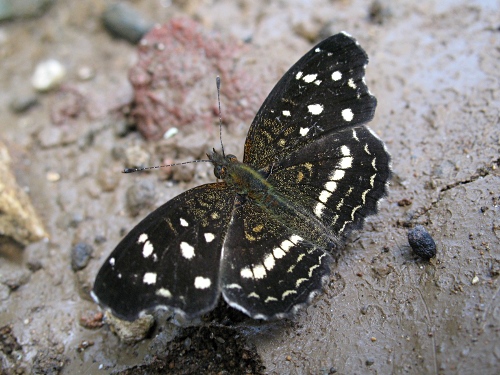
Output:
[[408, 225, 437, 260], [471, 276, 479, 285], [163, 127, 179, 139], [77, 66, 95, 81], [9, 95, 39, 113], [0, 0, 54, 21], [46, 171, 60, 182], [102, 3, 153, 44], [125, 179, 156, 216], [124, 145, 150, 170], [32, 59, 66, 92], [71, 242, 94, 271]]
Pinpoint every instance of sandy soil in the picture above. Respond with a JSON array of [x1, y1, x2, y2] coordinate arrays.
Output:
[[0, 0, 499, 374]]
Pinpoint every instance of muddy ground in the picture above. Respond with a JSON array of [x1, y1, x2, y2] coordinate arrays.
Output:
[[0, 0, 499, 374]]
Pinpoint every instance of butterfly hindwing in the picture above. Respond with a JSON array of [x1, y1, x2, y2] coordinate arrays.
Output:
[[221, 196, 333, 319], [244, 32, 376, 170], [92, 183, 235, 320], [268, 125, 391, 239]]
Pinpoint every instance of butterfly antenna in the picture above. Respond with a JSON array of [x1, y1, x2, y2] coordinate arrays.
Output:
[[216, 76, 225, 157], [123, 159, 210, 174]]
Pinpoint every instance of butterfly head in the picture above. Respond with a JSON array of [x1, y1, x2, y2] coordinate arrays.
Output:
[[207, 148, 239, 180]]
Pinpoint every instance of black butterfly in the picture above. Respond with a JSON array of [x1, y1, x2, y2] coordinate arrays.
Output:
[[92, 32, 391, 321]]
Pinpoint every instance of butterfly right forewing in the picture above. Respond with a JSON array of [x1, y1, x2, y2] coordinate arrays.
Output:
[[92, 183, 235, 321]]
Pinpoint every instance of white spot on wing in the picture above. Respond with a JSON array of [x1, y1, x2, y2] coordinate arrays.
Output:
[[282, 110, 291, 116], [325, 180, 337, 192], [303, 73, 317, 83], [331, 71, 342, 81], [296, 278, 308, 287], [180, 241, 195, 259], [180, 218, 189, 227], [353, 129, 359, 141], [143, 272, 157, 285], [248, 292, 260, 299], [348, 78, 357, 89], [280, 240, 294, 252], [156, 288, 172, 298], [204, 233, 215, 243], [319, 190, 332, 203], [296, 71, 303, 80], [241, 267, 253, 279], [339, 156, 353, 169], [264, 254, 275, 271], [282, 290, 297, 299], [265, 296, 278, 303], [194, 276, 211, 289], [253, 265, 267, 279], [273, 247, 286, 259], [225, 283, 242, 289], [137, 233, 148, 243], [308, 104, 323, 115], [342, 108, 354, 121], [142, 240, 154, 258], [290, 235, 303, 244], [109, 258, 115, 266], [299, 127, 310, 136], [330, 170, 345, 181], [341, 145, 351, 156], [314, 202, 325, 218]]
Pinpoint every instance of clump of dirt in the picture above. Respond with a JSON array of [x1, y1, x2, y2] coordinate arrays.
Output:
[[114, 325, 265, 375]]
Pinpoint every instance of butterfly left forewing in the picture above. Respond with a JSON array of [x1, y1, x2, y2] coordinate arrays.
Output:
[[92, 183, 235, 321], [244, 33, 376, 170]]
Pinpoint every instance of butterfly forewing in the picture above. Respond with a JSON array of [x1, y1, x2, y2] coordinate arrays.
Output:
[[221, 197, 333, 319], [92, 183, 235, 320], [244, 32, 376, 170]]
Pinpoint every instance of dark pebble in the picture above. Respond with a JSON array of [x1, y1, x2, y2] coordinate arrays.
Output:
[[0, 0, 54, 21], [408, 225, 437, 260], [125, 179, 156, 216], [102, 3, 153, 44], [71, 242, 94, 271], [9, 95, 39, 113]]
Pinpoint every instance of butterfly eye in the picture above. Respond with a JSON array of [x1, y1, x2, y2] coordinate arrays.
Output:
[[214, 165, 226, 179]]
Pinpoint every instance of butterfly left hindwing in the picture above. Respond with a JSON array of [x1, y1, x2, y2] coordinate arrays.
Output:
[[221, 196, 333, 319], [92, 183, 235, 320]]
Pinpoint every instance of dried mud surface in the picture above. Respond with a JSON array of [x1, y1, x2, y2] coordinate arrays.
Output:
[[0, 1, 499, 374]]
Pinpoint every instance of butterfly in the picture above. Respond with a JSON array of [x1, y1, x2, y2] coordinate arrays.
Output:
[[92, 32, 391, 321]]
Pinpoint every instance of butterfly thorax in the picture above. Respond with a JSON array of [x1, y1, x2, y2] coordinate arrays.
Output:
[[208, 149, 338, 248], [208, 149, 271, 196]]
